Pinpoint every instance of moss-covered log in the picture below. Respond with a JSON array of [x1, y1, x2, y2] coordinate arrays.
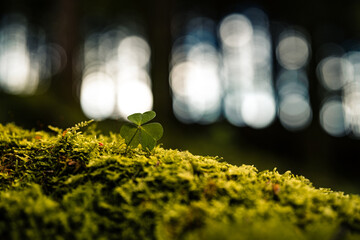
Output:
[[0, 122, 360, 240]]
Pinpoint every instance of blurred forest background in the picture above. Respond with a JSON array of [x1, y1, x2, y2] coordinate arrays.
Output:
[[1, 0, 360, 193]]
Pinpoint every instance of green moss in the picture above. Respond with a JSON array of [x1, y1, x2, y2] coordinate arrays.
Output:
[[0, 122, 360, 240]]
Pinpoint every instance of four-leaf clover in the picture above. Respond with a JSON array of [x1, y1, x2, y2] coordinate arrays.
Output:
[[120, 111, 163, 151]]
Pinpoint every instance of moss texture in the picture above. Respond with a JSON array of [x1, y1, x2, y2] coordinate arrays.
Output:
[[0, 121, 360, 240]]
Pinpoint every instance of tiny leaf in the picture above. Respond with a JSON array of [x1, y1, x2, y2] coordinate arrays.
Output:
[[127, 111, 156, 126], [127, 113, 143, 126], [120, 123, 138, 145], [141, 123, 163, 141], [121, 111, 163, 151], [140, 111, 156, 125], [137, 129, 157, 150]]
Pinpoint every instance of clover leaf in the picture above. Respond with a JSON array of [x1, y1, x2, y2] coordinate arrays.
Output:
[[120, 111, 163, 151]]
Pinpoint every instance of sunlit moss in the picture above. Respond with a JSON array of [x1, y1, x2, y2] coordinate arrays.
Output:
[[0, 122, 360, 239]]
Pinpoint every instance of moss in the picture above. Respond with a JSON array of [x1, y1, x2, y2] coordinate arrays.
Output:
[[0, 122, 360, 240]]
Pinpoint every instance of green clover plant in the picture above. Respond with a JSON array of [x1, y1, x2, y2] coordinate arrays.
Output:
[[120, 111, 163, 151]]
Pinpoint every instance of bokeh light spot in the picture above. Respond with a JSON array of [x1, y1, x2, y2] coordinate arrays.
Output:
[[80, 72, 116, 120], [116, 80, 153, 118], [279, 94, 312, 130], [343, 82, 360, 137], [170, 16, 222, 124], [219, 14, 253, 48], [224, 92, 245, 127], [241, 91, 276, 129], [320, 98, 346, 137], [118, 36, 151, 68], [79, 28, 153, 120], [0, 14, 65, 95], [276, 31, 310, 70], [317, 56, 352, 91]]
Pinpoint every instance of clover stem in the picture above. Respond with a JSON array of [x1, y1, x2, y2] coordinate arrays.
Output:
[[125, 127, 140, 153]]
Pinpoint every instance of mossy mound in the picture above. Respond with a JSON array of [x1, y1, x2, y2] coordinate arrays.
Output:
[[1, 122, 360, 240]]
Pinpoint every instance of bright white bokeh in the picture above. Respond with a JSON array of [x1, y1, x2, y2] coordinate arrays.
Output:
[[0, 15, 65, 95], [0, 47, 31, 94], [279, 94, 312, 130], [170, 18, 222, 124], [170, 59, 222, 123], [252, 28, 271, 66], [317, 56, 353, 91], [320, 98, 346, 137], [80, 72, 116, 120], [116, 80, 153, 118], [170, 60, 221, 106], [220, 10, 275, 129], [187, 43, 219, 65], [80, 29, 153, 120], [170, 10, 274, 127], [222, 46, 254, 90], [118, 36, 151, 69], [219, 14, 253, 48], [316, 47, 360, 137], [275, 28, 312, 131], [276, 31, 310, 70], [241, 91, 276, 129], [0, 22, 39, 95]]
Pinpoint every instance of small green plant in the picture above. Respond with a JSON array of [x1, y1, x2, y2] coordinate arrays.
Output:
[[120, 111, 163, 151]]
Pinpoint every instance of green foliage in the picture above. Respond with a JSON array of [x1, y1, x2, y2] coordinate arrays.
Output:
[[0, 122, 360, 239], [120, 111, 163, 151]]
